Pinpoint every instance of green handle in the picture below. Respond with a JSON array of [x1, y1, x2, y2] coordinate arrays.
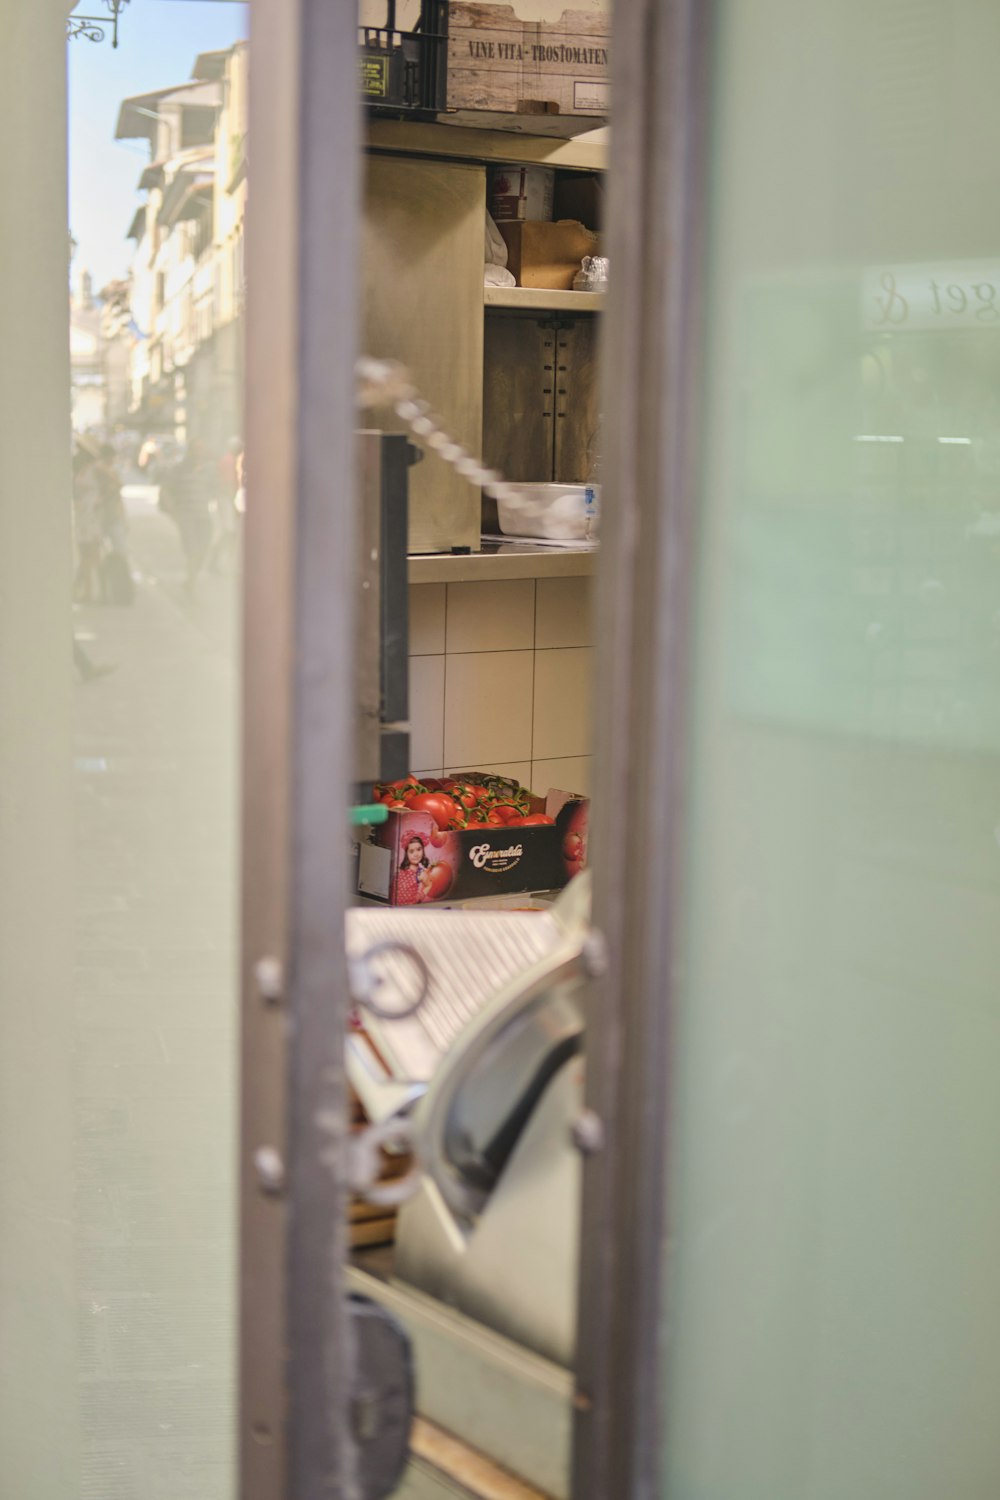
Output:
[[351, 802, 388, 826]]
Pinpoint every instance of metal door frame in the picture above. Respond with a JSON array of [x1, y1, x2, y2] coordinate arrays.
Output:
[[239, 0, 712, 1493], [572, 1, 713, 1495], [240, 0, 363, 1495]]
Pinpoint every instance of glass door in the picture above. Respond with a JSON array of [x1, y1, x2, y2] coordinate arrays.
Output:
[[0, 3, 246, 1494], [578, 1, 1000, 1496]]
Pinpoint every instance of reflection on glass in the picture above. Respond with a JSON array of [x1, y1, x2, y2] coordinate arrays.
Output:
[[69, 6, 246, 1494], [664, 3, 1000, 1497]]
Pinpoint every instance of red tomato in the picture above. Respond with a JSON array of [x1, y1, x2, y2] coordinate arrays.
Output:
[[520, 813, 555, 826], [407, 792, 460, 830], [492, 803, 521, 824], [384, 799, 408, 811], [429, 826, 449, 847], [421, 862, 453, 900], [486, 811, 506, 826]]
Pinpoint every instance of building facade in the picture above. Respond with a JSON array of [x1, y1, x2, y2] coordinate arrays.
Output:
[[115, 43, 247, 452]]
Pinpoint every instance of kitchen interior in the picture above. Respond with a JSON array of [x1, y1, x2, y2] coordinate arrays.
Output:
[[346, 3, 610, 1496]]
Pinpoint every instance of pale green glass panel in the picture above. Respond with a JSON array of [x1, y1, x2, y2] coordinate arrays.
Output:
[[67, 6, 246, 1497], [664, 3, 1000, 1498]]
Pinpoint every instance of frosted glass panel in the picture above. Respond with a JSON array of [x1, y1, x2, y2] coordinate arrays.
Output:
[[664, 3, 1000, 1498], [69, 6, 247, 1495]]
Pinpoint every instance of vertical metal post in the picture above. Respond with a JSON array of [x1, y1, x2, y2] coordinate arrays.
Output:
[[240, 0, 363, 1495], [572, 0, 712, 1495]]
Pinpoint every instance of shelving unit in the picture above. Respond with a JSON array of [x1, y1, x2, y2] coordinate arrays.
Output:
[[362, 122, 605, 545], [484, 286, 604, 314], [367, 118, 607, 173]]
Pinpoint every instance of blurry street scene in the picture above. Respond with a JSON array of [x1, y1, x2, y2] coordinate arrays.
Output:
[[67, 19, 246, 1498], [73, 487, 238, 1499]]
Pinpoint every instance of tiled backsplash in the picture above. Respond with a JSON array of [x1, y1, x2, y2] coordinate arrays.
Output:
[[408, 576, 593, 796]]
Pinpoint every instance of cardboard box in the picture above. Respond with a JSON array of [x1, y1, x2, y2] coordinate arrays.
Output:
[[497, 219, 599, 290], [446, 3, 610, 130], [355, 775, 589, 905]]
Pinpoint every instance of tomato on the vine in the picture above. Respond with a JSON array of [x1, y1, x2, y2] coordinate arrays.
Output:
[[491, 803, 521, 824], [520, 813, 555, 826], [406, 792, 460, 830]]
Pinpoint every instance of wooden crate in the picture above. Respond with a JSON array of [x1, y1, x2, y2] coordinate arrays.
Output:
[[446, 3, 609, 131]]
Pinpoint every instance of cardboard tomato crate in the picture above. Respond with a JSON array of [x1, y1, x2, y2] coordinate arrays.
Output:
[[355, 774, 589, 905]]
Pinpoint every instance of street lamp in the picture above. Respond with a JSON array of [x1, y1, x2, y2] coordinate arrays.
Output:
[[67, 0, 130, 48]]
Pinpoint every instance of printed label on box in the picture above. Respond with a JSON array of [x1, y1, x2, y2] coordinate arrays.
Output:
[[574, 79, 609, 111], [467, 840, 524, 875]]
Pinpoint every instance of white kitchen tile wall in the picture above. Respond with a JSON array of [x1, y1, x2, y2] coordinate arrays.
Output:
[[531, 756, 592, 797], [408, 583, 446, 655], [408, 654, 445, 770], [444, 761, 533, 785], [444, 650, 534, 766], [408, 577, 593, 794], [534, 576, 593, 649], [445, 579, 536, 653], [532, 647, 594, 762]]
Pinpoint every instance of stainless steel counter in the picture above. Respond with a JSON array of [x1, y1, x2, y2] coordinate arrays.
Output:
[[408, 542, 597, 584]]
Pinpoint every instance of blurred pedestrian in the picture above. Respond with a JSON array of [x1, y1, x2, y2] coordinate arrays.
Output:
[[95, 442, 134, 606], [163, 439, 214, 596], [72, 434, 103, 603], [207, 436, 243, 575]]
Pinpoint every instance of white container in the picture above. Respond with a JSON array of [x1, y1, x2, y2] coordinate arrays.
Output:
[[496, 482, 600, 541]]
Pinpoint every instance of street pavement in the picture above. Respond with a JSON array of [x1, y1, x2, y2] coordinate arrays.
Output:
[[73, 493, 239, 1499]]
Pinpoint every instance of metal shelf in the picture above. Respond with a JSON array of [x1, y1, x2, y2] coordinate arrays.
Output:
[[367, 119, 608, 172], [409, 543, 596, 584], [483, 286, 604, 313]]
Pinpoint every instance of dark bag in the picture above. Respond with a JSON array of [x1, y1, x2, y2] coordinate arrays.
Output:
[[101, 550, 135, 606]]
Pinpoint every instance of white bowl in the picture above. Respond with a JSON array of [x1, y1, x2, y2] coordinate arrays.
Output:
[[496, 483, 600, 541]]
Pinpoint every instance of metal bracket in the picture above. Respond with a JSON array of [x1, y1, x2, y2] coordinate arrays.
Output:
[[66, 0, 130, 47]]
